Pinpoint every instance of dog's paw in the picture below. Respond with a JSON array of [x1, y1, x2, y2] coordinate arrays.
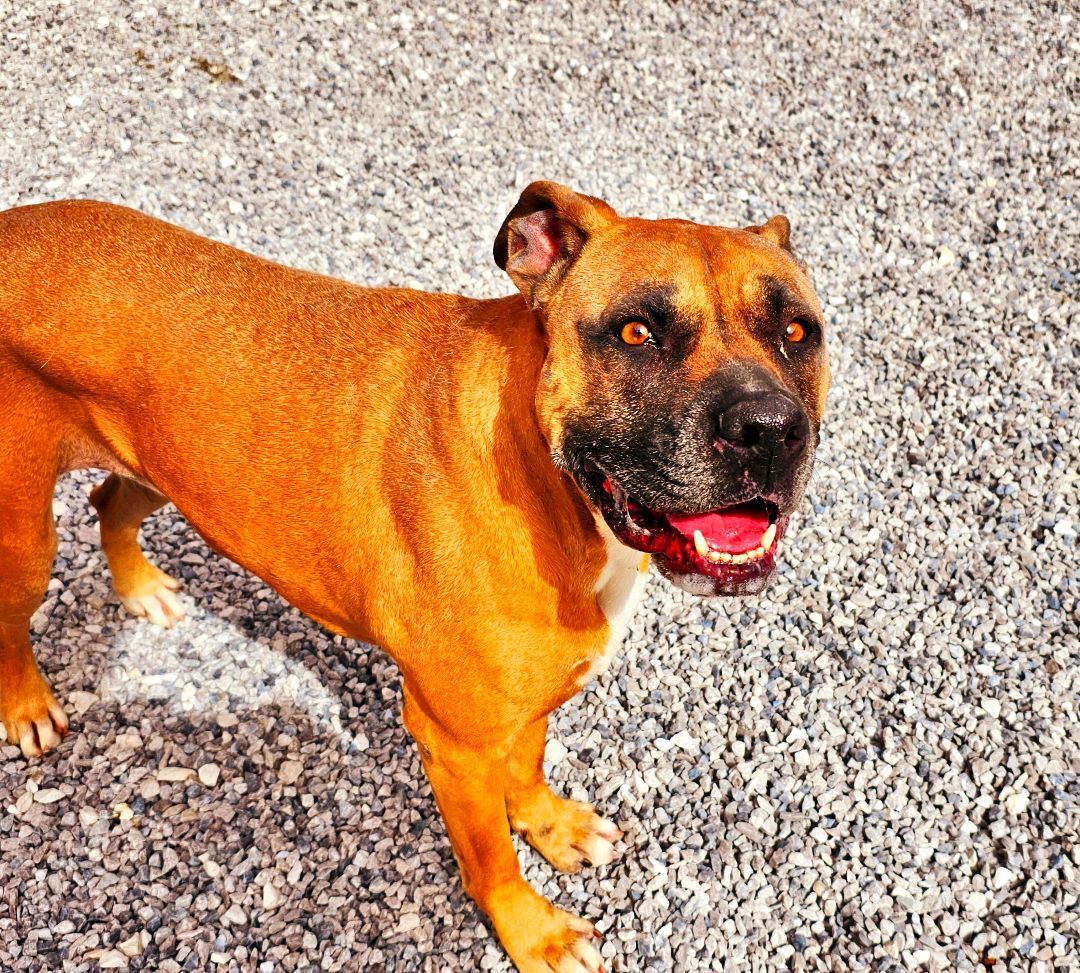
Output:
[[511, 793, 623, 873], [493, 887, 604, 973], [550, 929, 605, 973], [118, 567, 184, 628], [0, 672, 70, 759]]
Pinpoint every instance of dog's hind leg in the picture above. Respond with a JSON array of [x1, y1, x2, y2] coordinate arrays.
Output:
[[89, 474, 184, 628], [0, 425, 69, 758], [506, 715, 623, 874]]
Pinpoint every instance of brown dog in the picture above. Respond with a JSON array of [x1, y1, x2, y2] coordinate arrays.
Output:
[[0, 183, 828, 972]]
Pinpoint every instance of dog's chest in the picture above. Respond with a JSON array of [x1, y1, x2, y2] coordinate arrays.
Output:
[[577, 517, 650, 687]]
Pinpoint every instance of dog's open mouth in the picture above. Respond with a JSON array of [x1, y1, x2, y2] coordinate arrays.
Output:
[[584, 464, 789, 596]]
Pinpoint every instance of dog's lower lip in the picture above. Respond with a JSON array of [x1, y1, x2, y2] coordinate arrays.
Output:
[[590, 469, 786, 589]]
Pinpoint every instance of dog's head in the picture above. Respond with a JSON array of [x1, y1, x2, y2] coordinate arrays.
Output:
[[494, 181, 829, 596]]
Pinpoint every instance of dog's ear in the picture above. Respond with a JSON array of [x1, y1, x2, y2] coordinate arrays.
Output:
[[744, 214, 792, 252], [493, 181, 616, 309], [745, 214, 809, 274]]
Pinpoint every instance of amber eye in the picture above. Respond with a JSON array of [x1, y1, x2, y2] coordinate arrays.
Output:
[[620, 320, 653, 346], [785, 320, 808, 344]]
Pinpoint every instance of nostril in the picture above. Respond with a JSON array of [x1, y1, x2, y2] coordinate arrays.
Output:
[[717, 416, 758, 450], [783, 415, 811, 455]]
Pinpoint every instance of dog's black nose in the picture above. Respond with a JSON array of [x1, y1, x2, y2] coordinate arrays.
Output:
[[716, 392, 809, 461]]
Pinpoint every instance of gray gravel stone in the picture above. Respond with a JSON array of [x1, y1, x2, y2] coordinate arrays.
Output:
[[1, 2, 1078, 972]]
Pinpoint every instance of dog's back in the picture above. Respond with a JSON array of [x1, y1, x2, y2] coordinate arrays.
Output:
[[1, 200, 366, 396], [0, 201, 476, 632], [0, 199, 553, 646]]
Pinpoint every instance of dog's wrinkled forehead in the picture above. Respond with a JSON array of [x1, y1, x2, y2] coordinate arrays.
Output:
[[555, 220, 824, 402], [555, 217, 816, 326]]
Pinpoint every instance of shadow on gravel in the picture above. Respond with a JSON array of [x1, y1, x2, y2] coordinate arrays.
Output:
[[1, 497, 501, 971]]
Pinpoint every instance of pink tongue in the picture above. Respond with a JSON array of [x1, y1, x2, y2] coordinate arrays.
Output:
[[666, 500, 771, 554]]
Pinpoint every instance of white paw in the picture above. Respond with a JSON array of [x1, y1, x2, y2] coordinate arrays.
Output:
[[556, 934, 604, 973], [575, 816, 621, 867], [120, 584, 185, 628]]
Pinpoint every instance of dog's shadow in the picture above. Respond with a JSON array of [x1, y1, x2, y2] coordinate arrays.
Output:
[[2, 471, 526, 971]]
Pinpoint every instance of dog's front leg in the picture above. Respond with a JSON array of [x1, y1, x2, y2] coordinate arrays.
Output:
[[506, 716, 622, 874], [403, 688, 604, 973]]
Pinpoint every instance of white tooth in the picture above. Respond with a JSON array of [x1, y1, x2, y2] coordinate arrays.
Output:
[[717, 551, 733, 563], [747, 546, 765, 560], [693, 530, 709, 558], [707, 550, 722, 563], [761, 523, 777, 549], [731, 553, 748, 564]]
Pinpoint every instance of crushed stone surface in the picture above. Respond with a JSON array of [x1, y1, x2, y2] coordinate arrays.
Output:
[[1, 2, 1077, 971]]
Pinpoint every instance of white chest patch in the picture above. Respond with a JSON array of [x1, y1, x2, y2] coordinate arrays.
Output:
[[579, 515, 650, 687]]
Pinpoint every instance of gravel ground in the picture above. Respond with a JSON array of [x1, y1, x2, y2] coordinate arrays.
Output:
[[1, 2, 1078, 971]]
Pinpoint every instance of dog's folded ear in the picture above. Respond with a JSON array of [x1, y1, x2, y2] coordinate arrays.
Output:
[[744, 214, 792, 251], [494, 181, 616, 309], [744, 214, 809, 274]]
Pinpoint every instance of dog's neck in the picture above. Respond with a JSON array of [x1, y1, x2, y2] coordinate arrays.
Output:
[[441, 292, 602, 565]]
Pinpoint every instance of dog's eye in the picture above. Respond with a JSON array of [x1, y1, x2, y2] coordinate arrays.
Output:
[[620, 320, 654, 346], [785, 320, 809, 344]]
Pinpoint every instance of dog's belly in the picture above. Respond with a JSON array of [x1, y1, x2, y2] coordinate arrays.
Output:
[[577, 516, 649, 687]]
